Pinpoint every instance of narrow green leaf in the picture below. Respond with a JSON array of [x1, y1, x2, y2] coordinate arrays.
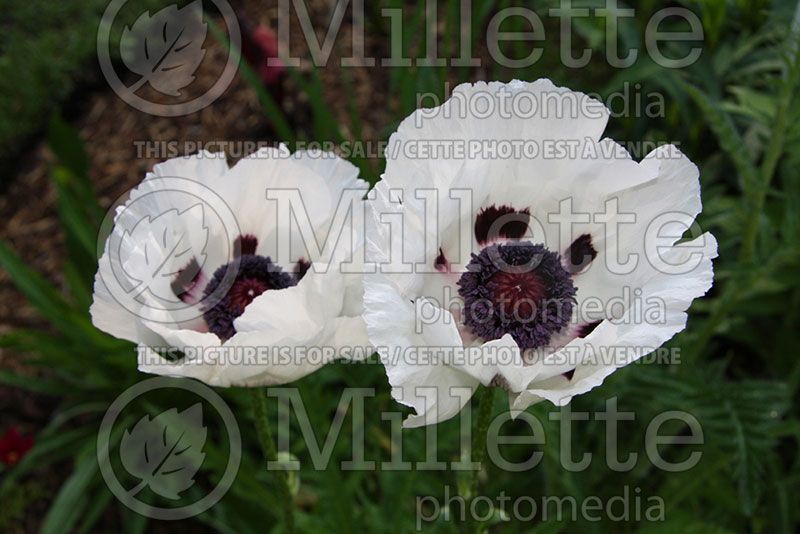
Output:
[[207, 19, 295, 144], [76, 487, 114, 534], [52, 167, 97, 259], [286, 67, 345, 144], [0, 240, 76, 330], [0, 428, 95, 496], [0, 369, 72, 395], [40, 454, 99, 534], [47, 112, 89, 182]]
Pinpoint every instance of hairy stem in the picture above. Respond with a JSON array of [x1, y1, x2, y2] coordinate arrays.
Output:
[[469, 386, 495, 532], [251, 387, 295, 533]]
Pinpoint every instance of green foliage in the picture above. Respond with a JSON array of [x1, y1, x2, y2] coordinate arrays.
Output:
[[0, 1, 104, 181], [0, 0, 174, 184], [0, 480, 45, 531]]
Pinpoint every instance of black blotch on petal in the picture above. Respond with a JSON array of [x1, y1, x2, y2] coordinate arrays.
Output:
[[295, 258, 311, 282], [577, 320, 602, 338], [563, 321, 602, 380], [565, 234, 597, 274], [235, 234, 259, 256], [434, 248, 448, 272], [474, 205, 531, 245], [171, 257, 203, 303]]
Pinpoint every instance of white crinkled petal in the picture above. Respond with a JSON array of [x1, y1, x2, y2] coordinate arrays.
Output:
[[364, 274, 478, 426], [572, 144, 703, 320], [512, 233, 717, 412], [234, 267, 342, 335], [138, 266, 370, 387], [137, 345, 224, 385], [94, 148, 368, 387], [149, 150, 230, 184], [246, 148, 368, 266], [460, 334, 528, 392], [90, 255, 146, 344]]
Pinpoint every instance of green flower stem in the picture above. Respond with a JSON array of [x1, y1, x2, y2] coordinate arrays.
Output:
[[251, 387, 295, 533], [469, 386, 495, 532]]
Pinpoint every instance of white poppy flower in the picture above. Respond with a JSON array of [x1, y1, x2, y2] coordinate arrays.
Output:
[[364, 80, 717, 427], [91, 146, 370, 387]]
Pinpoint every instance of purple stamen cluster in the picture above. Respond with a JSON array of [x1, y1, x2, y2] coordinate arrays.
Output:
[[202, 254, 295, 340], [458, 242, 576, 350]]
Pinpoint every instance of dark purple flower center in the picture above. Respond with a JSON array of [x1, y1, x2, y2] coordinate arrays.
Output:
[[202, 254, 295, 341], [457, 241, 576, 350]]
